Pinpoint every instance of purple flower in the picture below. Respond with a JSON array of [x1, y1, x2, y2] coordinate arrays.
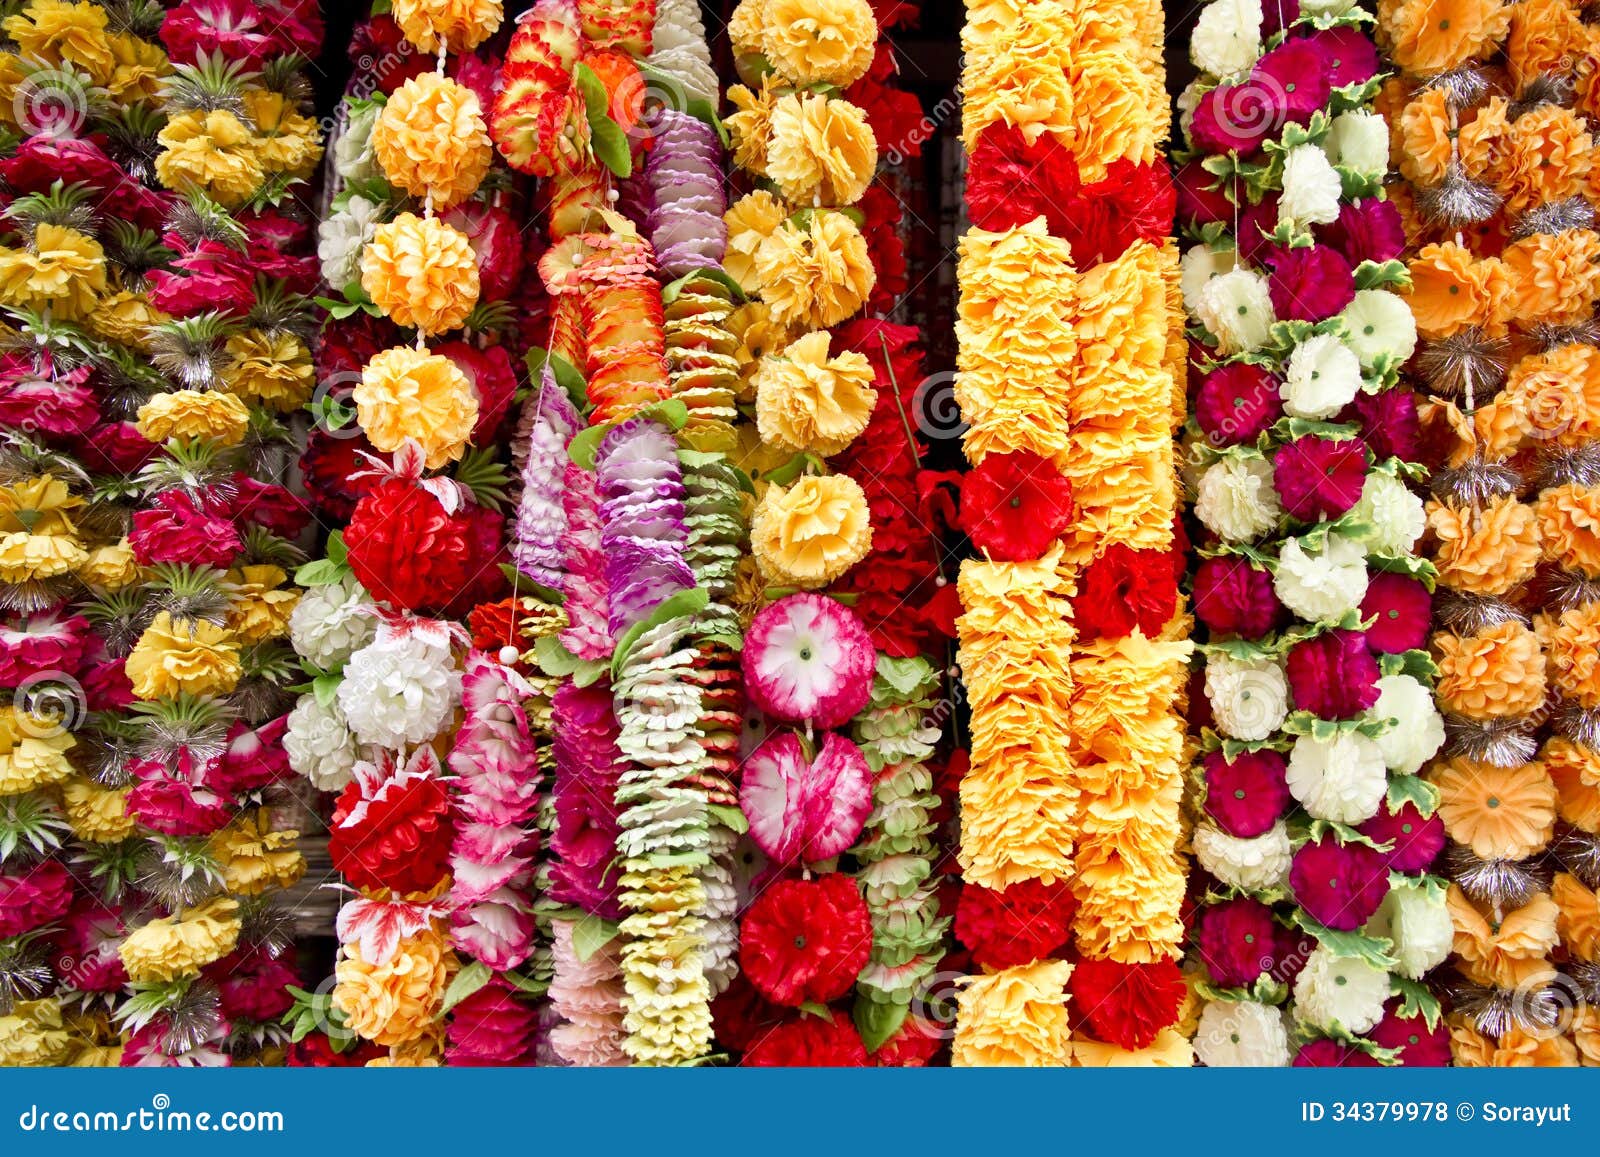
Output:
[[1305, 26, 1379, 89], [1359, 800, 1446, 873], [1267, 245, 1356, 321], [1290, 837, 1390, 930], [1319, 198, 1406, 266], [1272, 435, 1369, 520], [1197, 896, 1281, 987], [1360, 572, 1433, 654], [1342, 387, 1420, 462], [1286, 628, 1381, 719]]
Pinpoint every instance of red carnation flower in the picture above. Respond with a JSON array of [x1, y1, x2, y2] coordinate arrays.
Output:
[[1294, 1039, 1379, 1066], [437, 342, 518, 444], [147, 239, 255, 316], [1192, 555, 1285, 639], [1359, 572, 1432, 654], [298, 429, 379, 522], [1367, 1002, 1452, 1065], [966, 125, 1082, 236], [711, 974, 786, 1053], [79, 421, 159, 476], [1359, 801, 1446, 873], [958, 451, 1075, 562], [1073, 544, 1179, 641], [209, 955, 298, 1022], [227, 475, 312, 538], [129, 490, 243, 569], [1273, 435, 1369, 521], [1057, 159, 1175, 268], [287, 1034, 384, 1067], [1174, 160, 1235, 227], [844, 46, 927, 164], [125, 777, 234, 837], [1304, 26, 1379, 88], [859, 183, 909, 313], [468, 599, 522, 653], [329, 766, 454, 896], [741, 1010, 869, 1067], [1202, 748, 1289, 838], [1290, 837, 1390, 930], [1071, 957, 1186, 1051], [1255, 40, 1333, 124], [954, 877, 1076, 971], [1319, 198, 1405, 267], [1197, 896, 1280, 988], [872, 1016, 944, 1067], [1342, 387, 1420, 465], [1286, 628, 1381, 719], [739, 875, 873, 1008], [1267, 244, 1356, 322], [0, 859, 75, 938], [346, 478, 506, 615], [1193, 363, 1283, 448], [441, 202, 524, 303]]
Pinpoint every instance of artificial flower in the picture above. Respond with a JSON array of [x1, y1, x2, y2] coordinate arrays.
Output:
[[766, 93, 877, 207], [1431, 758, 1556, 862], [337, 632, 462, 749], [753, 330, 876, 455], [1368, 880, 1453, 980], [1286, 628, 1380, 719], [1366, 674, 1445, 775], [1193, 820, 1293, 892], [332, 927, 452, 1048], [751, 473, 873, 587], [1292, 944, 1389, 1033], [1273, 533, 1368, 622], [355, 347, 478, 469], [753, 0, 877, 88], [373, 72, 492, 209], [1192, 999, 1291, 1066], [1278, 144, 1343, 231], [391, 0, 503, 53], [740, 875, 872, 1007], [1073, 545, 1179, 641], [1204, 653, 1289, 742], [360, 213, 481, 335], [1290, 836, 1390, 930], [1195, 455, 1280, 542], [1202, 749, 1290, 838], [1286, 732, 1388, 824], [119, 899, 241, 984], [135, 389, 251, 446], [1196, 896, 1280, 988], [743, 593, 876, 727], [1194, 362, 1282, 447], [1434, 620, 1547, 719], [1195, 269, 1275, 355], [125, 612, 241, 700], [155, 110, 263, 208], [752, 210, 875, 329]]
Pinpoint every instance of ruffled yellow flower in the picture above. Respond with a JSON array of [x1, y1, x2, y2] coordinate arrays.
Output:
[[0, 704, 76, 797], [120, 898, 241, 984], [101, 31, 169, 102], [727, 300, 793, 400], [1538, 600, 1600, 708], [332, 927, 453, 1048], [60, 777, 135, 843], [0, 999, 77, 1068], [4, 1, 113, 74], [155, 110, 264, 208], [79, 539, 140, 591], [1538, 483, 1600, 576], [723, 189, 789, 294], [766, 93, 877, 207], [373, 72, 491, 209], [617, 864, 713, 1063], [750, 473, 872, 587], [1073, 1027, 1193, 1067], [1448, 887, 1560, 990], [87, 290, 166, 351], [0, 476, 85, 585], [354, 346, 479, 468], [1554, 871, 1600, 962], [243, 89, 322, 180], [728, 0, 766, 58], [125, 612, 241, 701], [754, 330, 876, 455], [360, 213, 480, 336], [220, 329, 314, 412], [952, 959, 1074, 1067], [136, 389, 251, 446], [392, 0, 504, 52], [725, 75, 782, 176], [961, 0, 1074, 151], [211, 820, 305, 897], [1544, 735, 1600, 834], [0, 224, 107, 320], [1432, 757, 1556, 862], [226, 565, 299, 644], [1428, 494, 1541, 596], [758, 0, 877, 87], [1435, 619, 1548, 719], [752, 210, 875, 329]]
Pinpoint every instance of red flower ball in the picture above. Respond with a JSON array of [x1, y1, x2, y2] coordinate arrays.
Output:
[[954, 877, 1077, 971], [1073, 544, 1179, 641], [1193, 363, 1283, 448], [1359, 572, 1432, 654], [129, 490, 242, 569], [1289, 837, 1391, 930], [1192, 555, 1285, 639], [1343, 387, 1420, 463], [329, 770, 454, 896], [298, 430, 379, 522], [739, 875, 873, 1008], [346, 478, 505, 614], [0, 859, 74, 938], [1286, 628, 1381, 719], [1294, 1039, 1379, 1066], [1359, 801, 1446, 874], [1202, 748, 1290, 838], [1196, 896, 1280, 988], [1071, 957, 1186, 1051], [1273, 435, 1368, 521], [958, 450, 1075, 562], [741, 1010, 869, 1067], [1368, 1003, 1452, 1066], [1175, 160, 1235, 227], [1267, 244, 1356, 322]]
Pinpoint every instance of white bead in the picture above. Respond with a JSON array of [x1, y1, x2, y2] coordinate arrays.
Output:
[[497, 645, 521, 665]]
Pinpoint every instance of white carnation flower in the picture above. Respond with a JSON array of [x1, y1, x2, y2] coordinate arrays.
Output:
[[1182, 244, 1239, 315], [1196, 455, 1281, 542], [1206, 654, 1289, 741], [1278, 145, 1343, 231], [1283, 332, 1362, 419], [1190, 0, 1263, 78], [1366, 880, 1453, 980], [1366, 674, 1445, 774], [1293, 944, 1390, 1033], [1273, 534, 1369, 622], [1351, 472, 1426, 556], [1339, 290, 1417, 368], [1197, 269, 1276, 355], [288, 574, 377, 671], [338, 634, 462, 747], [1323, 111, 1389, 179], [1194, 999, 1291, 1067], [1194, 820, 1293, 892], [333, 102, 379, 183], [1286, 731, 1387, 823], [644, 0, 719, 104], [284, 693, 360, 792], [317, 194, 382, 291]]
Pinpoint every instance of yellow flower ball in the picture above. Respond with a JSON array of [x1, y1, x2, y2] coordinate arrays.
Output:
[[392, 0, 504, 52], [766, 93, 877, 207], [354, 346, 479, 468], [754, 329, 876, 455], [723, 189, 790, 295], [332, 927, 453, 1048], [0, 224, 107, 320], [136, 389, 251, 446], [87, 291, 167, 351], [760, 0, 877, 88], [360, 212, 480, 336], [750, 472, 873, 587], [4, 1, 114, 75], [373, 72, 492, 209], [243, 89, 322, 180], [226, 565, 300, 644], [0, 531, 86, 585], [101, 31, 169, 103], [78, 539, 140, 591], [60, 777, 136, 843], [125, 612, 241, 701], [155, 109, 264, 208], [0, 704, 76, 797], [0, 999, 76, 1068], [119, 898, 241, 984], [210, 821, 305, 897], [220, 329, 314, 412], [753, 209, 875, 329]]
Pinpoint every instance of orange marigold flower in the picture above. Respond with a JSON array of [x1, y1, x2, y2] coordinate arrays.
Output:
[[1432, 758, 1557, 862], [372, 72, 492, 210], [1537, 600, 1600, 708], [1378, 0, 1512, 74], [1537, 482, 1600, 576], [1405, 241, 1513, 339], [1427, 494, 1541, 596], [1501, 104, 1594, 214], [1399, 88, 1453, 187], [1435, 619, 1548, 719], [360, 213, 480, 336], [1503, 229, 1600, 325]]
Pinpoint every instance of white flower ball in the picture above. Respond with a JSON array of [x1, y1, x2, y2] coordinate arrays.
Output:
[[1323, 111, 1389, 179], [1194, 819, 1294, 892], [1279, 145, 1343, 231], [1340, 290, 1417, 368], [1191, 0, 1263, 78], [1366, 674, 1445, 774], [284, 693, 360, 792], [1196, 455, 1281, 542], [1352, 472, 1426, 557], [338, 634, 462, 748], [1194, 999, 1292, 1067], [1182, 244, 1239, 315], [1274, 534, 1369, 622], [1286, 731, 1387, 823], [1283, 332, 1363, 420], [317, 194, 382, 291], [1206, 654, 1290, 741], [1367, 881, 1454, 980], [1197, 269, 1277, 355], [333, 102, 380, 182], [1292, 944, 1390, 1033], [289, 574, 377, 671]]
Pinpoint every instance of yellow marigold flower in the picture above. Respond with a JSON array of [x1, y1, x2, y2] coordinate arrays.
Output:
[[79, 538, 140, 591], [101, 31, 169, 102], [723, 189, 789, 294], [0, 530, 86, 585], [373, 72, 491, 210], [392, 0, 503, 52], [1538, 483, 1600, 577], [87, 290, 166, 351], [0, 999, 77, 1067], [952, 959, 1074, 1067], [1538, 600, 1600, 709], [136, 389, 251, 446], [243, 89, 322, 180], [4, 1, 113, 74], [332, 927, 453, 1048], [751, 472, 872, 587], [1427, 494, 1541, 596], [1434, 619, 1548, 719], [0, 704, 76, 797], [766, 93, 877, 207], [354, 346, 478, 468], [727, 300, 793, 400], [125, 612, 241, 701], [753, 209, 875, 329], [226, 565, 299, 644], [360, 212, 480, 336], [155, 109, 264, 208], [728, 0, 766, 58], [0, 224, 107, 320], [119, 898, 241, 984], [0, 475, 87, 584], [754, 329, 876, 455], [220, 329, 314, 412], [0, 54, 25, 129], [1432, 757, 1556, 862], [60, 777, 135, 843], [725, 75, 781, 177], [758, 0, 877, 88], [211, 820, 305, 897]]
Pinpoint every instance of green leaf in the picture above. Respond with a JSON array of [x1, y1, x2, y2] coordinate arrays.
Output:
[[1294, 913, 1398, 969], [438, 959, 492, 1017], [532, 634, 608, 687], [590, 116, 633, 178], [853, 996, 908, 1053], [763, 453, 810, 487], [797, 1000, 833, 1021], [612, 586, 712, 680], [294, 558, 346, 586], [708, 803, 749, 834], [1386, 774, 1441, 818], [1377, 649, 1439, 682], [1391, 974, 1443, 1031], [571, 915, 619, 962], [497, 564, 566, 606], [500, 970, 549, 998], [525, 346, 590, 413], [312, 673, 341, 710], [876, 655, 937, 699], [567, 422, 608, 470], [1353, 259, 1411, 292], [661, 267, 745, 305]]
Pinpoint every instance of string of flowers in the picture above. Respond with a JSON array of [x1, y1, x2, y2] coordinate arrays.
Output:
[[1380, 0, 1598, 1066]]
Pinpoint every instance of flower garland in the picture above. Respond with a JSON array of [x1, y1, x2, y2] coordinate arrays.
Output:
[[1378, 0, 1599, 1066], [950, 0, 1191, 1066], [1178, 0, 1453, 1067]]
